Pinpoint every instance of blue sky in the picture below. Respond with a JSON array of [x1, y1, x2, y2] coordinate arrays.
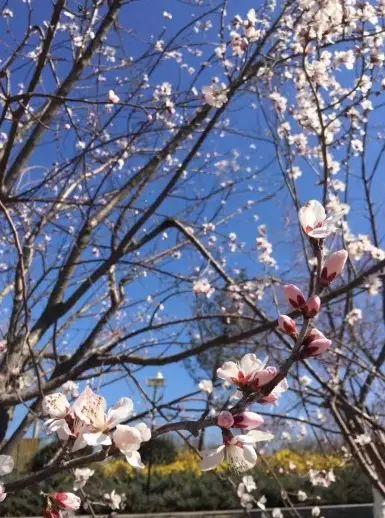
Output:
[[3, 0, 385, 444]]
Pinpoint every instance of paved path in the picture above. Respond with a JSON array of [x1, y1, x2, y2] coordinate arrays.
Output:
[[17, 503, 374, 518]]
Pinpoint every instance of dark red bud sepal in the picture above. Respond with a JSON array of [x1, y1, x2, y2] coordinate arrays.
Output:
[[303, 295, 321, 318], [320, 250, 348, 288], [283, 284, 307, 309], [278, 315, 298, 337], [299, 328, 332, 359], [249, 366, 277, 392]]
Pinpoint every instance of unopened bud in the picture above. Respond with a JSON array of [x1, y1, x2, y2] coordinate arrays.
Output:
[[232, 411, 264, 430], [320, 250, 348, 287], [303, 295, 321, 318], [217, 410, 234, 429], [283, 284, 306, 309], [300, 328, 332, 359], [278, 315, 298, 337]]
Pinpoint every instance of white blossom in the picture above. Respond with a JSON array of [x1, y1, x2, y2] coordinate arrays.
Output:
[[202, 83, 228, 108], [104, 489, 126, 510], [73, 468, 94, 491], [198, 379, 213, 394], [201, 430, 273, 472], [193, 279, 215, 298], [345, 308, 362, 326], [298, 490, 308, 501]]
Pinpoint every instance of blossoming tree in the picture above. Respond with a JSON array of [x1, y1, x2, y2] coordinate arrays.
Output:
[[0, 0, 385, 516]]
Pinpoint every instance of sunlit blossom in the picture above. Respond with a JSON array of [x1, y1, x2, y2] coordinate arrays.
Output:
[[283, 284, 306, 310], [73, 467, 94, 491], [198, 379, 213, 394], [202, 83, 228, 108], [303, 295, 321, 318], [71, 387, 133, 449], [200, 430, 274, 472], [217, 353, 276, 391], [299, 200, 338, 239], [112, 422, 151, 469]]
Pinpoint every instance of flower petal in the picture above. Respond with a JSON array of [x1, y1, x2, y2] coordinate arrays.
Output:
[[307, 226, 331, 239], [113, 424, 142, 453], [299, 200, 325, 231], [82, 431, 112, 447], [0, 486, 6, 503], [106, 397, 133, 428], [72, 435, 88, 452], [135, 422, 151, 442], [42, 393, 70, 418], [200, 446, 225, 471], [240, 353, 263, 375], [243, 430, 274, 443], [216, 361, 239, 382], [242, 444, 258, 467], [125, 450, 145, 469], [45, 418, 73, 441], [0, 455, 14, 476], [227, 444, 255, 472], [72, 387, 106, 429]]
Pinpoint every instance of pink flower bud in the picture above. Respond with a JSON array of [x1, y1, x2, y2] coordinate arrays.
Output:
[[303, 295, 321, 318], [320, 250, 348, 287], [278, 315, 298, 337], [51, 492, 81, 511], [300, 328, 332, 359], [283, 284, 306, 309], [250, 366, 277, 390], [233, 411, 264, 430], [217, 410, 234, 429]]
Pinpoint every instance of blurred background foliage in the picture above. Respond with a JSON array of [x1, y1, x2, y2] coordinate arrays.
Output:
[[0, 441, 372, 516]]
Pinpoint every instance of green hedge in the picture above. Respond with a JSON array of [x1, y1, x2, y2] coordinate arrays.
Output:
[[0, 460, 371, 516]]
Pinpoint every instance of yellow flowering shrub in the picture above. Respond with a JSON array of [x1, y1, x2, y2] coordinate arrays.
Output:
[[99, 459, 135, 478], [267, 449, 345, 475], [152, 451, 202, 476], [99, 449, 346, 479], [99, 451, 202, 478]]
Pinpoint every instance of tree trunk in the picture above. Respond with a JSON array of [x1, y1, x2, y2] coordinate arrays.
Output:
[[373, 488, 385, 518]]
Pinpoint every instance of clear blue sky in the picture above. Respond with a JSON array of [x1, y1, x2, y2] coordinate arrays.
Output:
[[3, 0, 385, 443]]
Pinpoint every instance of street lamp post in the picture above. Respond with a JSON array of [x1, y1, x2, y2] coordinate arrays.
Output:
[[147, 371, 165, 404], [146, 371, 166, 497]]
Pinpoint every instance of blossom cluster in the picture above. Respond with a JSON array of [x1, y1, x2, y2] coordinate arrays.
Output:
[[199, 353, 286, 472], [43, 387, 151, 469], [256, 225, 277, 269], [236, 475, 268, 511], [216, 353, 287, 404], [278, 200, 348, 359], [198, 200, 348, 475]]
